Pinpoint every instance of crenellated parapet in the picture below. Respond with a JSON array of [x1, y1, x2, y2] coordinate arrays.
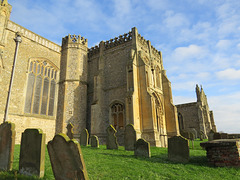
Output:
[[62, 34, 88, 49], [88, 45, 100, 57], [137, 33, 148, 48], [104, 31, 132, 49], [88, 30, 133, 57]]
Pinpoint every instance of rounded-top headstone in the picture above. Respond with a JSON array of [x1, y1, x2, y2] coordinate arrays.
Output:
[[124, 124, 136, 151], [168, 135, 189, 163], [134, 138, 151, 158]]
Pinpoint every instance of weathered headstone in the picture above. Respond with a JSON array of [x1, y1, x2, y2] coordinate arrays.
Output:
[[124, 124, 136, 151], [47, 133, 89, 180], [67, 123, 74, 139], [208, 129, 215, 141], [134, 138, 151, 158], [80, 129, 89, 146], [19, 129, 46, 178], [106, 125, 118, 150], [180, 130, 190, 139], [90, 135, 99, 148], [0, 122, 15, 171], [168, 136, 189, 163]]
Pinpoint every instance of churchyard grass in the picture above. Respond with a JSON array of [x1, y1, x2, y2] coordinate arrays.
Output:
[[1, 140, 240, 179]]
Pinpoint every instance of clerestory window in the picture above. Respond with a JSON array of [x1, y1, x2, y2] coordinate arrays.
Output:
[[24, 59, 57, 116]]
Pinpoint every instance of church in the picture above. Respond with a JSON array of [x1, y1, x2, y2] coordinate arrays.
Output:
[[1, 0, 181, 147]]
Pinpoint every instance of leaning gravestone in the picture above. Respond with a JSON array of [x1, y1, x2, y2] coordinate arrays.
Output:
[[168, 136, 189, 163], [90, 135, 99, 148], [134, 138, 151, 158], [47, 133, 89, 180], [124, 124, 136, 151], [0, 122, 15, 171], [106, 125, 118, 150], [80, 129, 89, 146], [19, 129, 46, 178], [67, 123, 74, 139]]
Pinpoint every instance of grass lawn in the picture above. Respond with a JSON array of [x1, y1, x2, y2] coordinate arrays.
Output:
[[1, 139, 240, 179]]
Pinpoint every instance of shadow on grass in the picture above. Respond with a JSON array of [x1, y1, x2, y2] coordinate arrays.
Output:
[[98, 150, 209, 167]]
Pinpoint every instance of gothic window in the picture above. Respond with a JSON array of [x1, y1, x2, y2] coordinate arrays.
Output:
[[178, 112, 184, 130], [111, 103, 124, 130], [24, 60, 58, 116]]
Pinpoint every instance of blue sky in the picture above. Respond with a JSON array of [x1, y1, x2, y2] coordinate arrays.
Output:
[[9, 0, 240, 133]]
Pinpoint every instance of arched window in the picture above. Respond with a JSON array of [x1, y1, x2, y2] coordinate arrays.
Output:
[[24, 60, 58, 116], [155, 97, 163, 132], [111, 103, 124, 129], [178, 112, 184, 130]]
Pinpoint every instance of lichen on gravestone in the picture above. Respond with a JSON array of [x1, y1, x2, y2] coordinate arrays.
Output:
[[90, 135, 99, 148], [19, 128, 46, 178], [134, 138, 151, 158], [106, 125, 118, 150], [80, 129, 89, 146], [47, 133, 89, 180], [124, 124, 136, 151]]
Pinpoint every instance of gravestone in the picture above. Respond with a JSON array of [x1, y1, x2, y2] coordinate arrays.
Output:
[[168, 136, 189, 163], [0, 122, 15, 171], [124, 124, 136, 151], [80, 129, 89, 146], [67, 123, 74, 139], [189, 128, 197, 139], [19, 129, 46, 178], [208, 129, 215, 141], [180, 130, 190, 139], [90, 135, 99, 148], [47, 133, 89, 180], [106, 125, 118, 150], [134, 138, 151, 158]]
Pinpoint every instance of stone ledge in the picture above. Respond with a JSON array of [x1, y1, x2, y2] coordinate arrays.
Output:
[[201, 139, 240, 148]]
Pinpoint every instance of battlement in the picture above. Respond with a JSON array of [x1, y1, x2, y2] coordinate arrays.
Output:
[[137, 33, 161, 59], [7, 21, 61, 53], [62, 34, 88, 47], [88, 30, 133, 57]]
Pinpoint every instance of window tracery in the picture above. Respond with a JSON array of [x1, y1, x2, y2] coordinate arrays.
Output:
[[24, 59, 57, 116]]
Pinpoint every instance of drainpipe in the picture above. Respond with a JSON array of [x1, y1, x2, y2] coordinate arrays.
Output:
[[3, 32, 22, 123]]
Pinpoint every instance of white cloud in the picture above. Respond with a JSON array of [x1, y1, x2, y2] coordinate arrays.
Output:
[[208, 92, 240, 133], [169, 44, 207, 62], [163, 11, 189, 29], [216, 39, 232, 50], [216, 68, 240, 80]]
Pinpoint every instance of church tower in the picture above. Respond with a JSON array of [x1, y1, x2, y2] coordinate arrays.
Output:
[[0, 0, 11, 47], [56, 35, 88, 139]]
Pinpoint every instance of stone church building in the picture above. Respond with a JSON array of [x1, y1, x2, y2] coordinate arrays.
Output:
[[176, 85, 217, 138], [1, 0, 181, 146]]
